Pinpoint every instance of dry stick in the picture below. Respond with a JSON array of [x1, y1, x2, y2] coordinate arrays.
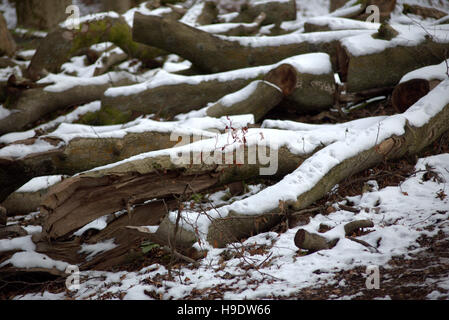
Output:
[[346, 236, 380, 253]]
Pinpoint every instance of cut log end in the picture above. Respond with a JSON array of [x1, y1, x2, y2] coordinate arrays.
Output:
[[294, 229, 330, 252], [264, 64, 297, 96], [392, 79, 430, 113]]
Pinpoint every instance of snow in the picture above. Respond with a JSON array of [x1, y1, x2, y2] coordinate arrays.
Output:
[[341, 24, 449, 57], [18, 151, 448, 299], [0, 104, 12, 120], [0, 65, 22, 81], [60, 11, 120, 28], [0, 138, 62, 159], [305, 16, 380, 31], [15, 175, 65, 193], [0, 252, 69, 271], [180, 1, 206, 26], [74, 215, 109, 237], [0, 101, 102, 145], [39, 72, 138, 93], [0, 0, 17, 28], [79, 239, 117, 261], [0, 236, 35, 253], [0, 114, 254, 159], [400, 59, 449, 83], [221, 29, 372, 47]]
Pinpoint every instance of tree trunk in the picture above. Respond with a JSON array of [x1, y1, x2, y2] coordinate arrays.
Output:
[[15, 0, 72, 30], [204, 80, 283, 122], [0, 13, 16, 57]]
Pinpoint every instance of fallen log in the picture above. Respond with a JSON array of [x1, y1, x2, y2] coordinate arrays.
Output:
[[39, 128, 313, 242], [304, 17, 380, 33], [198, 13, 266, 36], [403, 4, 448, 20], [180, 80, 283, 122], [27, 15, 165, 80], [337, 24, 449, 92], [0, 119, 216, 203], [101, 53, 336, 119], [132, 12, 371, 73], [179, 0, 218, 26], [1, 185, 53, 217], [294, 229, 335, 252], [392, 79, 430, 113], [0, 225, 28, 239], [230, 0, 296, 26], [159, 79, 449, 249], [38, 76, 449, 252], [0, 72, 136, 135], [344, 219, 374, 236], [93, 47, 129, 76]]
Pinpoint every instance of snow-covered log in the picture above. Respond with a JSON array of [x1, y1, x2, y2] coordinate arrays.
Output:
[[27, 15, 165, 80], [132, 12, 371, 73], [179, 80, 283, 122], [157, 79, 449, 249], [179, 0, 218, 26], [100, 53, 336, 120], [337, 24, 449, 92], [230, 0, 296, 26], [0, 116, 247, 203], [0, 72, 136, 135]]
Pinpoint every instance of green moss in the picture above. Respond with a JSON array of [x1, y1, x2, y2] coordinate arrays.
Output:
[[372, 23, 399, 41], [78, 105, 132, 126]]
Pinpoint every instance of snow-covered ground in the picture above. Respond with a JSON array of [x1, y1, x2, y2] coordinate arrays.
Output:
[[8, 152, 449, 300]]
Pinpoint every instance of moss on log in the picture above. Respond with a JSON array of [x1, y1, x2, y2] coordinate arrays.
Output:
[[27, 16, 165, 80]]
